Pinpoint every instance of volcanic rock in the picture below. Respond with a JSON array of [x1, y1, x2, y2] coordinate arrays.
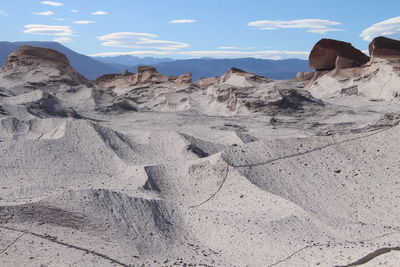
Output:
[[309, 39, 370, 70]]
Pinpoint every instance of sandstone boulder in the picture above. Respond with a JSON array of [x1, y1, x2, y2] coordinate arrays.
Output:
[[369, 36, 400, 59], [309, 39, 370, 70]]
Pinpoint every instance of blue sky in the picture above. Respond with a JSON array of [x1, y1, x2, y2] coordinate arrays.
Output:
[[1, 0, 400, 59]]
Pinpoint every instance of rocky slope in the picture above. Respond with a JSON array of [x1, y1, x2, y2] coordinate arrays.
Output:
[[0, 40, 400, 267]]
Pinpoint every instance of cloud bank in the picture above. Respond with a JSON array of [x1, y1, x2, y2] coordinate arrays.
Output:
[[74, 20, 95, 24], [248, 19, 344, 34], [32, 11, 55, 16], [41, 1, 64, 7], [92, 11, 108, 15], [54, 37, 72, 43], [98, 32, 190, 50], [169, 19, 196, 24], [23, 24, 73, 36], [360, 16, 400, 41]]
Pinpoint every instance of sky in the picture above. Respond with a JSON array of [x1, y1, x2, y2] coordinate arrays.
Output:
[[0, 0, 400, 59]]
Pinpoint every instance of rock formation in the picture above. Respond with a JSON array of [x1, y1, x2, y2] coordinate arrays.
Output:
[[309, 39, 370, 70], [369, 36, 400, 59], [217, 67, 272, 87], [1, 46, 91, 89], [129, 66, 168, 85], [174, 73, 193, 85], [196, 77, 219, 88], [304, 37, 400, 100], [0, 46, 114, 114], [206, 68, 322, 113]]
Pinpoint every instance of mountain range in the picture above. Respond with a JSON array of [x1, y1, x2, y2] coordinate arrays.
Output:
[[95, 56, 311, 80], [0, 41, 311, 80]]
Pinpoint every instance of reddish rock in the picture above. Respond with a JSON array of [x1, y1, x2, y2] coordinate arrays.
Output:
[[309, 39, 370, 70], [369, 36, 400, 59], [335, 55, 361, 69]]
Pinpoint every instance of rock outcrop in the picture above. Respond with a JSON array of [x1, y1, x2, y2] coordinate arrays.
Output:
[[217, 67, 272, 87], [2, 46, 90, 85], [309, 39, 370, 70], [174, 73, 193, 85], [0, 46, 92, 95], [95, 66, 171, 89], [130, 66, 168, 85], [196, 77, 219, 88], [207, 68, 323, 114], [305, 58, 400, 100], [0, 46, 117, 115], [369, 36, 400, 60], [305, 37, 400, 100]]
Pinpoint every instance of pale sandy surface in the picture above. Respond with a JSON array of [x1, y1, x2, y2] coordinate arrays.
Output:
[[1, 56, 400, 266]]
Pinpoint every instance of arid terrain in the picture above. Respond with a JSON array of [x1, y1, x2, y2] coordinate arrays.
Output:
[[1, 37, 400, 266]]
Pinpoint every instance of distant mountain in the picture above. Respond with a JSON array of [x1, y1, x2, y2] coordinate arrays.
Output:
[[0, 41, 119, 80], [131, 58, 311, 80], [94, 55, 174, 67], [0, 42, 311, 81]]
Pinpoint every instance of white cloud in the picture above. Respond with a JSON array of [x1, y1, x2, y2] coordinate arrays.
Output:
[[98, 32, 190, 50], [0, 9, 8, 16], [32, 11, 55, 16], [178, 50, 309, 59], [307, 28, 346, 34], [169, 19, 196, 24], [41, 1, 64, 7], [248, 19, 344, 34], [23, 24, 73, 36], [54, 37, 72, 43], [90, 49, 309, 60], [360, 17, 400, 41], [74, 20, 95, 24], [218, 46, 254, 50], [92, 11, 108, 15], [70, 10, 78, 13]]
